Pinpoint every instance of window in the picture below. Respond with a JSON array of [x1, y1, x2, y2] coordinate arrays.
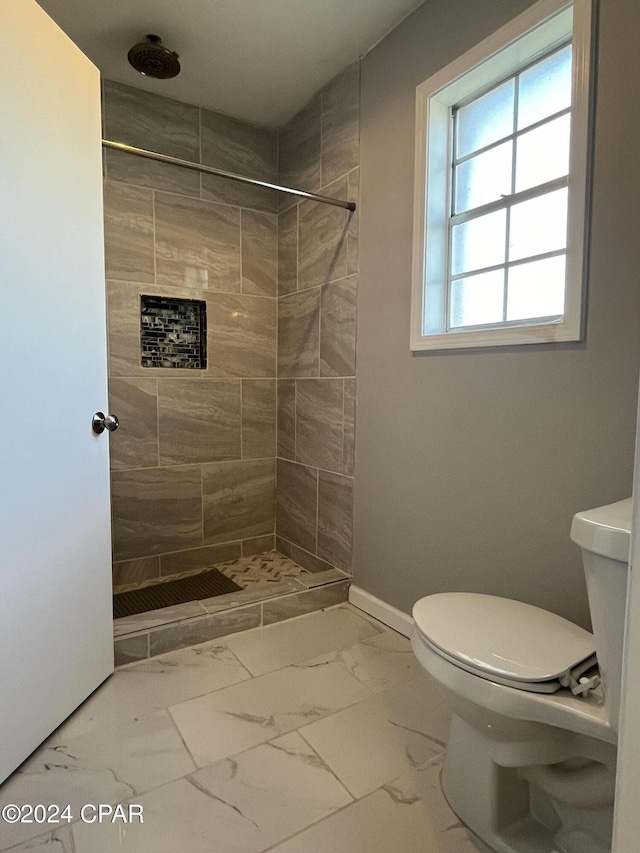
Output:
[[411, 0, 593, 351]]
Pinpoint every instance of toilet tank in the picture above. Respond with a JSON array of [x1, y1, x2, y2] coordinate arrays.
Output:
[[570, 498, 632, 732]]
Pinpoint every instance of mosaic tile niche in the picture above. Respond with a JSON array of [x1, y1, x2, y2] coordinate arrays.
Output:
[[140, 295, 207, 369]]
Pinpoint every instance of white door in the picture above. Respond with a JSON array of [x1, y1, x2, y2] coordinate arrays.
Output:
[[0, 0, 113, 783]]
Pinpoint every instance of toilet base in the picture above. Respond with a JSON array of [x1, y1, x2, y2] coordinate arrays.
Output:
[[442, 716, 614, 853]]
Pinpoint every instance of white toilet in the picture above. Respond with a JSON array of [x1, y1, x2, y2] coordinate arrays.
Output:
[[411, 498, 631, 853]]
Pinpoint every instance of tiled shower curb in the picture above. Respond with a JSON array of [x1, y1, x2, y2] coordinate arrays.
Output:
[[114, 579, 350, 666]]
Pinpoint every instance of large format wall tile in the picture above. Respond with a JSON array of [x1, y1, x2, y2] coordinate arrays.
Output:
[[279, 95, 321, 196], [202, 459, 276, 544], [201, 110, 277, 180], [262, 582, 350, 626], [276, 538, 335, 575], [201, 109, 277, 213], [241, 379, 276, 459], [317, 471, 353, 570], [103, 81, 200, 197], [278, 206, 298, 295], [298, 176, 349, 288], [320, 276, 357, 377], [111, 466, 203, 561], [321, 63, 360, 186], [108, 377, 158, 470], [103, 182, 154, 282], [103, 81, 200, 160], [154, 193, 241, 291], [277, 379, 296, 460], [295, 379, 343, 472], [148, 605, 263, 657], [112, 556, 160, 588], [242, 534, 276, 556], [106, 148, 201, 198], [241, 210, 277, 296], [206, 293, 276, 378], [278, 289, 320, 377], [201, 174, 277, 214], [106, 280, 143, 377], [276, 460, 317, 553], [158, 379, 241, 465], [160, 542, 241, 576]]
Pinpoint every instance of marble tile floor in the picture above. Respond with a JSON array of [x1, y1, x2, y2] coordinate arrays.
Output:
[[0, 604, 490, 853], [113, 551, 351, 664]]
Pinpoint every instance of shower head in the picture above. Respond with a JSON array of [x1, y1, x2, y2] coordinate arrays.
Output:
[[127, 34, 180, 79]]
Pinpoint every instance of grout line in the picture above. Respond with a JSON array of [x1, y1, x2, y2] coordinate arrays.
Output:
[[239, 208, 244, 294], [155, 377, 160, 466], [152, 190, 157, 285], [167, 707, 200, 771], [295, 202, 300, 292], [294, 380, 298, 462], [317, 280, 322, 377], [275, 456, 354, 480], [297, 728, 359, 800], [200, 465, 205, 546], [112, 454, 279, 474], [341, 379, 345, 474], [240, 379, 245, 460], [315, 465, 320, 556]]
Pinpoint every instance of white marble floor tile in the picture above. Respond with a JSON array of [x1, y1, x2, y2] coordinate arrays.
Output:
[[72, 733, 352, 853], [0, 712, 194, 850], [335, 629, 423, 692], [300, 674, 450, 798], [224, 606, 381, 675], [267, 755, 491, 853], [55, 641, 251, 740], [0, 825, 75, 852], [169, 658, 372, 767]]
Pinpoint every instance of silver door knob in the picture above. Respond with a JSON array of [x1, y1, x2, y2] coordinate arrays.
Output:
[[92, 412, 120, 434]]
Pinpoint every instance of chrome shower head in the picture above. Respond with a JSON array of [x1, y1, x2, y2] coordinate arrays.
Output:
[[127, 34, 180, 80]]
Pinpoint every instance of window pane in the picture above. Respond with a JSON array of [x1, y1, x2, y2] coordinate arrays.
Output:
[[507, 255, 566, 321], [508, 188, 568, 261], [450, 270, 505, 328], [451, 209, 507, 275], [515, 114, 571, 193], [517, 45, 572, 130], [456, 79, 515, 158], [454, 141, 513, 214]]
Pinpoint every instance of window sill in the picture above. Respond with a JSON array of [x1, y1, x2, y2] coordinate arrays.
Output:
[[410, 320, 582, 352]]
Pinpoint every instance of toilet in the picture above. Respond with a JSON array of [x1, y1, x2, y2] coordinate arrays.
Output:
[[411, 498, 631, 853]]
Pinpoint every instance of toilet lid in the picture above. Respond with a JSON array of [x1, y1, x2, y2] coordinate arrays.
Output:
[[413, 593, 596, 684]]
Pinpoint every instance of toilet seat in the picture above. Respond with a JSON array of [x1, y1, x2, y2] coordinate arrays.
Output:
[[413, 593, 597, 694]]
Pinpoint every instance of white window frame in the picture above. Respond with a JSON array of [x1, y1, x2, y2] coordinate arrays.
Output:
[[410, 0, 594, 352]]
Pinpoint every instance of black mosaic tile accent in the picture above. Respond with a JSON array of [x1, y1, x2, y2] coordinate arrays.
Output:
[[140, 295, 207, 369]]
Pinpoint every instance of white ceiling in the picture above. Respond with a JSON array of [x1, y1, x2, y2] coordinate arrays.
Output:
[[38, 0, 424, 127]]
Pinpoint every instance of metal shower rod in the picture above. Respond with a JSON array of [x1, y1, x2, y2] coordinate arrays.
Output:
[[102, 140, 356, 212]]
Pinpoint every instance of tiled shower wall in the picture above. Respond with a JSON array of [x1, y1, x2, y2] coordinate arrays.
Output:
[[102, 64, 359, 588], [275, 64, 360, 575], [103, 81, 279, 587]]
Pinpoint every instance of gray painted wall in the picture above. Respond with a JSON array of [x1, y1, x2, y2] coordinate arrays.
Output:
[[354, 0, 640, 628]]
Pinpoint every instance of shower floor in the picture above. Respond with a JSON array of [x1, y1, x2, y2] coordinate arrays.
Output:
[[113, 550, 351, 665]]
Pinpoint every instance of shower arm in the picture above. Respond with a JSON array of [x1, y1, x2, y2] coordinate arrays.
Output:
[[101, 140, 356, 212]]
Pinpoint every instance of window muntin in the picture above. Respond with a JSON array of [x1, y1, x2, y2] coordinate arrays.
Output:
[[447, 43, 572, 333]]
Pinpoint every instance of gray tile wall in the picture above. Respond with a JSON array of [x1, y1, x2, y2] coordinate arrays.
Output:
[[275, 63, 359, 574], [104, 67, 358, 588], [103, 81, 279, 587]]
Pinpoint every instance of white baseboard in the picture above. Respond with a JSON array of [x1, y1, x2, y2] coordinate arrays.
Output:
[[348, 585, 413, 638]]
